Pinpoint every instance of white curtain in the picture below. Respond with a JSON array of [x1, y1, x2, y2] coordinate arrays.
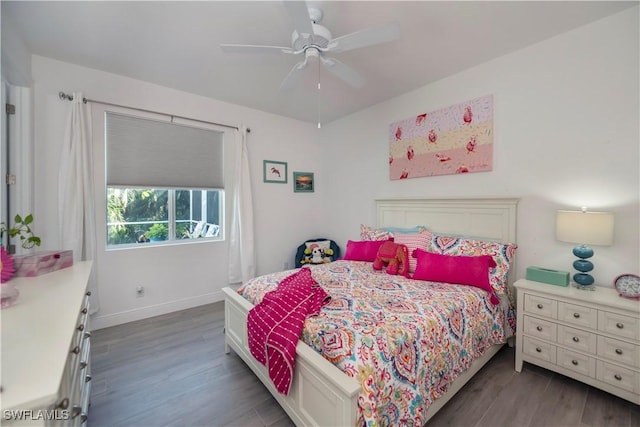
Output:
[[228, 125, 255, 284], [5, 85, 34, 255], [59, 92, 98, 312]]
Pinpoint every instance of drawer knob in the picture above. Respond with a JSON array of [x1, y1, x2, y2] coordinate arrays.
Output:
[[70, 405, 82, 419], [614, 374, 622, 381], [571, 360, 578, 366], [81, 308, 88, 314], [573, 313, 580, 319], [616, 322, 624, 329], [572, 337, 580, 343], [57, 397, 69, 410], [77, 324, 84, 331], [536, 347, 542, 353], [615, 348, 623, 355], [71, 346, 80, 355], [537, 303, 543, 309], [536, 326, 543, 332]]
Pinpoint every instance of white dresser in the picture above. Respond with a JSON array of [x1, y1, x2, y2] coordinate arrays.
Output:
[[515, 279, 640, 404], [1, 262, 93, 426]]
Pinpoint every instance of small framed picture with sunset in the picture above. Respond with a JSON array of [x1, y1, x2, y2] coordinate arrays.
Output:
[[263, 160, 287, 183], [293, 172, 314, 193]]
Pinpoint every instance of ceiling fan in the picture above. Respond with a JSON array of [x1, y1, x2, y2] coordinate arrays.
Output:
[[220, 1, 400, 91]]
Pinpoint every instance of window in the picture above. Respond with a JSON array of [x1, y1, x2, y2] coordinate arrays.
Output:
[[106, 188, 222, 246], [105, 112, 226, 247]]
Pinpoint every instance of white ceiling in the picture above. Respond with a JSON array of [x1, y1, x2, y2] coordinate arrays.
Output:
[[3, 1, 636, 124]]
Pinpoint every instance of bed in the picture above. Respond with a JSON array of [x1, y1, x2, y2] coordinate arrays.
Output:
[[223, 197, 519, 426]]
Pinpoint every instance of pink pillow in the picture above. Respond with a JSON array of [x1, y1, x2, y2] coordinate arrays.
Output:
[[343, 239, 391, 262], [412, 248, 500, 305], [393, 232, 432, 273]]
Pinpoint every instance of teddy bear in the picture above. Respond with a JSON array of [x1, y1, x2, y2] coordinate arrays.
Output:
[[302, 243, 334, 265], [372, 241, 409, 276]]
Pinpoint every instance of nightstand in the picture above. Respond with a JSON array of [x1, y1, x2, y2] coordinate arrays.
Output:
[[514, 279, 640, 405]]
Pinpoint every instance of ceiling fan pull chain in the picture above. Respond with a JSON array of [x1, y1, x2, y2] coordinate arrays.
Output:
[[317, 56, 321, 129]]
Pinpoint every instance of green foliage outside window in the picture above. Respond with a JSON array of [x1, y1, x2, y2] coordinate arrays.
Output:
[[106, 188, 220, 246]]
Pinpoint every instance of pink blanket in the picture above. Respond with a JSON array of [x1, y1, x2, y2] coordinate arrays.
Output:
[[247, 267, 329, 395]]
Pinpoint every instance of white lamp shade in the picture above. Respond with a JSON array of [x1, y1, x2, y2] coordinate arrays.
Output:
[[556, 210, 615, 246]]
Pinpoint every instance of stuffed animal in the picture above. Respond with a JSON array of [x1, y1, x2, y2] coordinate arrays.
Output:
[[372, 241, 409, 276], [302, 243, 334, 265]]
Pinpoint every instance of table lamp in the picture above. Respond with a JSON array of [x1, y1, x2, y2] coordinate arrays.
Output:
[[556, 208, 614, 290]]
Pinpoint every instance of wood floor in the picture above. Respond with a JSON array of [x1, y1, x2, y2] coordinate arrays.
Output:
[[90, 301, 639, 427]]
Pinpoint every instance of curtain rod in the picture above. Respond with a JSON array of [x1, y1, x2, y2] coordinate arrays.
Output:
[[58, 91, 249, 132]]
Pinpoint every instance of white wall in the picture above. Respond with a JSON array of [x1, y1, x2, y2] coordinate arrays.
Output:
[[31, 56, 324, 328], [1, 9, 32, 87], [322, 7, 639, 288]]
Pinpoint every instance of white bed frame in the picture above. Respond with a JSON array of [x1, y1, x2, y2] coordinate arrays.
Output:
[[223, 198, 519, 426]]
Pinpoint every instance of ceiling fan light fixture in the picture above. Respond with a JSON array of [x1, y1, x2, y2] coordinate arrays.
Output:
[[292, 24, 332, 51]]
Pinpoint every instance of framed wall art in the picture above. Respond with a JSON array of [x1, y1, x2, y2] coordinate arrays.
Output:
[[263, 160, 287, 183], [389, 94, 493, 180], [293, 172, 314, 193]]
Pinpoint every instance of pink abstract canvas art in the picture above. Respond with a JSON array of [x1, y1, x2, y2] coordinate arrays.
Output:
[[389, 95, 493, 180]]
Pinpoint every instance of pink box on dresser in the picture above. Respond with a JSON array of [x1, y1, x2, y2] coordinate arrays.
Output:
[[13, 250, 74, 277]]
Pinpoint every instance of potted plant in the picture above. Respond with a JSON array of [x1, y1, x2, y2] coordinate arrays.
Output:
[[145, 223, 168, 242], [0, 214, 42, 252], [1, 214, 41, 304]]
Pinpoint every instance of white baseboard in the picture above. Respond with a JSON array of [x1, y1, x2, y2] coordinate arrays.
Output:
[[91, 291, 223, 330]]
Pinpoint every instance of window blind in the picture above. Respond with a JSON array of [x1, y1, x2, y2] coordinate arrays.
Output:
[[106, 112, 224, 189]]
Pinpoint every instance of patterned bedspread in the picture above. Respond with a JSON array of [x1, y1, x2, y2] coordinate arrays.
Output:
[[239, 260, 516, 427]]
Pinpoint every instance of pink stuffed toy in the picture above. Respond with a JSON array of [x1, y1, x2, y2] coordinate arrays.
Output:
[[372, 241, 409, 276]]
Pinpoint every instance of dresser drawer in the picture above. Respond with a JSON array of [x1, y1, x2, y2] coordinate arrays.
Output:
[[598, 311, 640, 341], [523, 336, 556, 364], [524, 315, 557, 342], [596, 360, 638, 393], [597, 335, 639, 368], [557, 347, 596, 378], [558, 325, 597, 354], [524, 294, 557, 319], [558, 301, 597, 329]]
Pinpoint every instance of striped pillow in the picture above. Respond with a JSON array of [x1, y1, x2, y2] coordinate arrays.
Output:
[[393, 232, 432, 273]]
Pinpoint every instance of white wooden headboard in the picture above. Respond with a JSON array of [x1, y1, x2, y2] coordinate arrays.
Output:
[[376, 198, 519, 282]]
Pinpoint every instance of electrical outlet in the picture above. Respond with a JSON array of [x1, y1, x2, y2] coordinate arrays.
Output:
[[136, 286, 145, 297]]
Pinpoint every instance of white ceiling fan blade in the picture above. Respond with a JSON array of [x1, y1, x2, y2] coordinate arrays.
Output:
[[280, 59, 309, 91], [220, 44, 294, 54], [327, 21, 400, 54], [283, 1, 314, 37], [320, 56, 365, 88]]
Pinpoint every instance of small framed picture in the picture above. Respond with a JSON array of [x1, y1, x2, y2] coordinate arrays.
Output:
[[263, 160, 287, 183], [293, 172, 314, 193]]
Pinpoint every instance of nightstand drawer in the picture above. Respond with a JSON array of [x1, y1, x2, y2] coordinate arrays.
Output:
[[557, 347, 596, 378], [523, 336, 556, 364], [558, 302, 597, 329], [598, 311, 640, 341], [524, 294, 557, 319], [524, 315, 557, 342], [558, 325, 597, 353], [597, 335, 639, 368], [596, 360, 638, 393]]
